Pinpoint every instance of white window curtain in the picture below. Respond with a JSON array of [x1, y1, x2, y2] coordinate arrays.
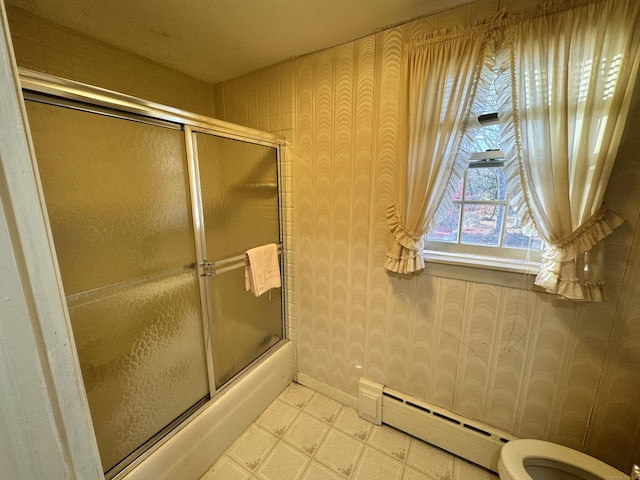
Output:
[[498, 0, 640, 300], [385, 24, 496, 273]]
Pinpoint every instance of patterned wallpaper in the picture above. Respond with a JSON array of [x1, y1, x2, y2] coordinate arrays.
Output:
[[218, 1, 640, 473]]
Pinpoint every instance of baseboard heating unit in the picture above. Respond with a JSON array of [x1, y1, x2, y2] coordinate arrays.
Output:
[[358, 378, 517, 472]]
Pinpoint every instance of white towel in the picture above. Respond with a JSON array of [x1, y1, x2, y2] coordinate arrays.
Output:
[[245, 243, 281, 297]]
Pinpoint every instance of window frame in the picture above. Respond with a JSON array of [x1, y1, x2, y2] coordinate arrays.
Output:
[[423, 112, 542, 274]]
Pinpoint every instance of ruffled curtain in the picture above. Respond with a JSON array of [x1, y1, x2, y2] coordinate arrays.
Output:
[[385, 24, 496, 273], [497, 0, 640, 300]]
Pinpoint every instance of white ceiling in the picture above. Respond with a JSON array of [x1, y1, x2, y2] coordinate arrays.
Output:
[[6, 0, 474, 84]]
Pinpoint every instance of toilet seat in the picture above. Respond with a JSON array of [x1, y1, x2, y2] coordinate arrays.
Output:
[[498, 439, 627, 480]]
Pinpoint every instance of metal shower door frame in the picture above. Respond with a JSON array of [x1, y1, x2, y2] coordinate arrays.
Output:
[[18, 67, 288, 476], [184, 124, 285, 395]]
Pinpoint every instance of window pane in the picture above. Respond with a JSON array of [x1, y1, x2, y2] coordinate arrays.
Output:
[[464, 167, 506, 201], [461, 204, 503, 246], [426, 203, 461, 243], [503, 206, 542, 250], [472, 123, 501, 152]]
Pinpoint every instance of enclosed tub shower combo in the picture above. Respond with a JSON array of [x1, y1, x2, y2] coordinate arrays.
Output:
[[20, 70, 291, 480]]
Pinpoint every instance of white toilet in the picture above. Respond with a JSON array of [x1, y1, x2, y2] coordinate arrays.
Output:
[[498, 439, 629, 480]]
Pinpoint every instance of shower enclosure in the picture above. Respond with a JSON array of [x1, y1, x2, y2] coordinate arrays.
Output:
[[21, 70, 286, 478]]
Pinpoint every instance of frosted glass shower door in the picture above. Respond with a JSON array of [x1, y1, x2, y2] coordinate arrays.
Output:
[[25, 101, 210, 474], [193, 132, 283, 388]]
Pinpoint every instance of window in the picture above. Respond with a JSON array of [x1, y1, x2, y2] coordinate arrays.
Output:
[[424, 77, 541, 271]]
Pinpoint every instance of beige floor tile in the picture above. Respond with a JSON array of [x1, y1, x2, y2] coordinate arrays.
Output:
[[406, 439, 455, 478], [227, 424, 278, 472], [279, 383, 315, 409], [255, 442, 310, 480], [200, 455, 251, 480], [303, 392, 343, 424], [352, 446, 404, 480], [301, 461, 344, 480], [198, 383, 500, 480], [402, 465, 434, 480], [283, 411, 330, 456], [332, 406, 372, 442], [257, 398, 301, 437], [367, 424, 411, 462], [315, 429, 365, 479]]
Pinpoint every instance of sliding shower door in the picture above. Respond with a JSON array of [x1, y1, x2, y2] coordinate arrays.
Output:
[[192, 131, 283, 387], [25, 100, 210, 474]]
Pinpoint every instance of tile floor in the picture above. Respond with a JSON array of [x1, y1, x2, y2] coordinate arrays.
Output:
[[199, 382, 499, 480]]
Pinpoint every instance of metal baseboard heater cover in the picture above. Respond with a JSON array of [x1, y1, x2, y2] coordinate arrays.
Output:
[[358, 378, 517, 472]]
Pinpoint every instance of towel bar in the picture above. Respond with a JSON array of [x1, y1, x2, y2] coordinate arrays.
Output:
[[199, 243, 282, 277]]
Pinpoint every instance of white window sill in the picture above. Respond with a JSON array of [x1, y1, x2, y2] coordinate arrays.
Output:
[[422, 250, 541, 289]]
